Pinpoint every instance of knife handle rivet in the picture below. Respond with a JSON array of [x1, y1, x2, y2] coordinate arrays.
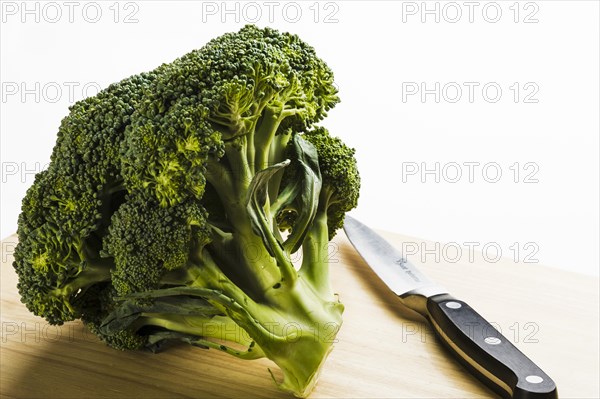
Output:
[[484, 337, 501, 345], [525, 375, 544, 384], [445, 301, 462, 309]]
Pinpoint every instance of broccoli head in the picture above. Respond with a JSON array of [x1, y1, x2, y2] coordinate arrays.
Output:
[[13, 25, 360, 397]]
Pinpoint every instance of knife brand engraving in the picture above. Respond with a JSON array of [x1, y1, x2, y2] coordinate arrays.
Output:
[[395, 258, 421, 283]]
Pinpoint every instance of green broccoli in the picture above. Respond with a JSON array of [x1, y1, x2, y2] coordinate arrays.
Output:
[[13, 25, 359, 397]]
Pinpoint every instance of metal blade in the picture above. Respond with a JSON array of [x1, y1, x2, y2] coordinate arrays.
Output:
[[343, 215, 446, 298]]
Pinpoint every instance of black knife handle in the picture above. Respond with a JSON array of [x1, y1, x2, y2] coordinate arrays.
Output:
[[426, 294, 557, 399]]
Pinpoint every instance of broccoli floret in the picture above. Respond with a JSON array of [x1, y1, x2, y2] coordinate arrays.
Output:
[[13, 25, 359, 398], [304, 127, 361, 236], [13, 71, 159, 324]]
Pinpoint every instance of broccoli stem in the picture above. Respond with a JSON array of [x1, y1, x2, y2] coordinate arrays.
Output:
[[188, 250, 272, 313], [182, 335, 264, 360], [224, 135, 252, 194], [194, 273, 343, 397], [256, 221, 297, 287], [139, 314, 266, 359], [299, 211, 331, 298], [298, 185, 336, 297], [51, 260, 112, 303], [205, 231, 279, 300], [194, 235, 343, 397], [267, 132, 293, 204], [205, 158, 235, 205], [254, 106, 282, 172], [249, 278, 344, 397]]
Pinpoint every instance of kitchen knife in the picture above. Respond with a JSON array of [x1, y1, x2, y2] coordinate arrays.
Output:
[[343, 215, 557, 399]]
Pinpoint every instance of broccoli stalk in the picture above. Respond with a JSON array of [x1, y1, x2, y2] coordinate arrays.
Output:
[[13, 25, 359, 397], [106, 118, 353, 397]]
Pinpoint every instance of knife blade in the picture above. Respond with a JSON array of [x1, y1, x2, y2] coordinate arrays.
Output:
[[343, 215, 557, 399]]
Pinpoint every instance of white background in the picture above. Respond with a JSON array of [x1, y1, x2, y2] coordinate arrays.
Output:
[[1, 1, 598, 276]]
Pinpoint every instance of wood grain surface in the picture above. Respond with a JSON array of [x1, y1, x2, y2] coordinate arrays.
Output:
[[1, 231, 598, 398]]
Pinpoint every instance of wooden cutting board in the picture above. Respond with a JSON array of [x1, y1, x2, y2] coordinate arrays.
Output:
[[1, 231, 598, 398]]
